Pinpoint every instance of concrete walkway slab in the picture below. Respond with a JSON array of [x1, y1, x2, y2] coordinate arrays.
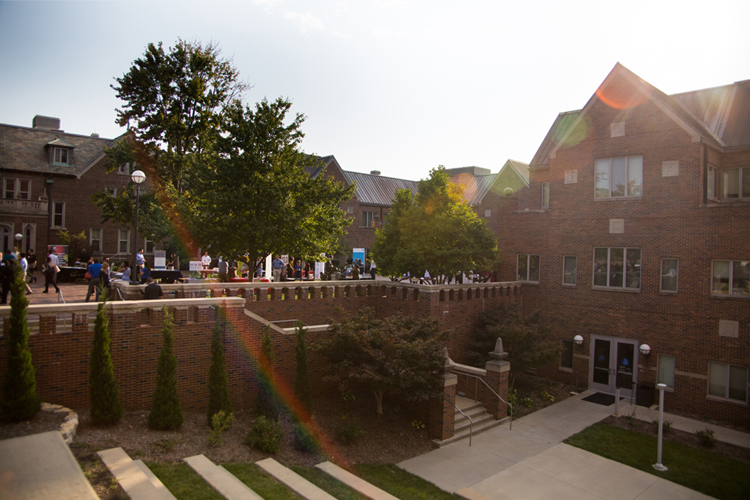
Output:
[[99, 447, 173, 500], [184, 454, 263, 500], [0, 430, 98, 500], [133, 459, 177, 500], [256, 457, 336, 500], [316, 461, 399, 500]]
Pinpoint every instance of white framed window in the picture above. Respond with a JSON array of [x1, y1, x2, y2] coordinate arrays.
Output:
[[707, 165, 718, 200], [560, 339, 574, 371], [105, 186, 117, 197], [4, 178, 31, 200], [657, 354, 675, 388], [563, 256, 577, 285], [484, 209, 491, 218], [660, 258, 679, 293], [541, 182, 550, 208], [517, 254, 540, 283], [595, 155, 643, 198], [118, 229, 130, 254], [90, 228, 102, 253], [711, 260, 749, 297], [52, 202, 65, 228], [53, 147, 70, 165], [708, 362, 748, 403], [362, 211, 378, 227], [593, 247, 641, 290], [144, 239, 156, 254], [722, 166, 750, 200]]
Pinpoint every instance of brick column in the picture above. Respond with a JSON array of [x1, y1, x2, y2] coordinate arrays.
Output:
[[484, 338, 510, 419], [428, 348, 457, 441]]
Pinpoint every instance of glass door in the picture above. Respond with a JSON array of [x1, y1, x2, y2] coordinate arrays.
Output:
[[589, 336, 638, 397]]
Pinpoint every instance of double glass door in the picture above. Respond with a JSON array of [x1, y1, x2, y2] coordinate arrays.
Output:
[[589, 336, 638, 397]]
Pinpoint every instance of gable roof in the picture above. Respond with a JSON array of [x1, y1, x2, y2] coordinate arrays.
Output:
[[0, 122, 119, 177], [500, 159, 530, 185], [341, 170, 419, 206]]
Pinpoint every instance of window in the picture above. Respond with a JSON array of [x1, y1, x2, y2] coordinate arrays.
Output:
[[708, 362, 748, 403], [105, 187, 117, 197], [560, 339, 574, 371], [90, 228, 102, 253], [52, 147, 70, 165], [118, 229, 130, 254], [52, 202, 65, 228], [593, 247, 641, 289], [707, 165, 717, 200], [712, 260, 749, 297], [4, 178, 31, 200], [658, 354, 675, 388], [595, 155, 643, 198], [118, 163, 132, 175], [660, 258, 679, 293], [541, 182, 550, 208], [144, 239, 156, 254], [517, 254, 540, 282], [722, 167, 750, 200], [362, 211, 378, 227], [484, 209, 491, 218], [563, 256, 577, 285]]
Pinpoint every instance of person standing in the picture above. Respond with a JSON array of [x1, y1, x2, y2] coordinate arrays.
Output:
[[98, 262, 110, 301], [217, 257, 228, 282], [26, 249, 37, 282], [1, 259, 16, 303], [48, 249, 59, 287], [369, 260, 377, 280], [42, 256, 60, 294], [19, 253, 32, 295], [201, 251, 211, 278], [272, 255, 284, 282], [85, 258, 102, 302], [143, 277, 163, 299]]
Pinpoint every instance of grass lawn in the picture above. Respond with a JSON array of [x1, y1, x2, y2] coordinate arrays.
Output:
[[564, 423, 750, 500], [291, 466, 368, 500], [353, 464, 458, 500], [145, 462, 223, 500]]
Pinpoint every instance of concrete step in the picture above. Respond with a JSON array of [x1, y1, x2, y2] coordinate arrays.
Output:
[[98, 447, 175, 500], [184, 454, 263, 500], [454, 411, 497, 434], [439, 417, 509, 447], [256, 457, 336, 500], [316, 461, 399, 500]]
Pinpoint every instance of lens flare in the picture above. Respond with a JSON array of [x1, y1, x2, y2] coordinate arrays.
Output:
[[595, 79, 648, 111]]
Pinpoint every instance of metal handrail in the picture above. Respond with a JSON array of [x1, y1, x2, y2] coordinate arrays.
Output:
[[57, 289, 65, 304], [455, 404, 474, 446], [455, 371, 513, 430]]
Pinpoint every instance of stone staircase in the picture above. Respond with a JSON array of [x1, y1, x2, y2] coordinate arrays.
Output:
[[99, 447, 401, 500], [438, 396, 507, 446]]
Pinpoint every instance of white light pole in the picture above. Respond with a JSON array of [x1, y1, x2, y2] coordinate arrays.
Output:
[[653, 382, 668, 472], [130, 170, 146, 285]]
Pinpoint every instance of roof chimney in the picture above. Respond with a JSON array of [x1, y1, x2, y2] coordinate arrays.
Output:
[[33, 115, 61, 130], [370, 170, 381, 176], [91, 133, 100, 138]]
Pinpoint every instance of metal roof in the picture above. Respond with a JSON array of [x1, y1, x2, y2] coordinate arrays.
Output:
[[452, 172, 497, 206], [529, 111, 580, 168], [341, 170, 418, 206]]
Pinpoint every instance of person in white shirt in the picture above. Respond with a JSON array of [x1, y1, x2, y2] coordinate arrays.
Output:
[[48, 249, 59, 285], [201, 251, 211, 278], [19, 253, 32, 294]]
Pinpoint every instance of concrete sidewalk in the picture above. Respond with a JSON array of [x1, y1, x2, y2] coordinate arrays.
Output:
[[398, 391, 731, 499]]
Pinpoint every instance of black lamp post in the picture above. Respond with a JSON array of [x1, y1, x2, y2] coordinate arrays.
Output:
[[130, 169, 146, 285]]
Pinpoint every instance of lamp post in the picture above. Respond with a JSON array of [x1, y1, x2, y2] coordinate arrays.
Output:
[[130, 170, 146, 285], [653, 383, 669, 472]]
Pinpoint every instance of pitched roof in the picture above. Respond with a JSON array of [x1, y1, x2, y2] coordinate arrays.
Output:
[[529, 111, 580, 168], [501, 159, 530, 184], [341, 170, 419, 206], [0, 122, 118, 177]]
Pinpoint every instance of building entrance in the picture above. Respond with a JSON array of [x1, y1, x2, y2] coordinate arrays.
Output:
[[588, 335, 639, 398]]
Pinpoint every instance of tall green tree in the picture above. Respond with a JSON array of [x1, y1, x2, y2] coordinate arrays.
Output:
[[89, 299, 123, 425], [1, 266, 40, 422], [183, 98, 354, 267], [466, 302, 559, 387], [317, 309, 449, 416], [148, 305, 183, 430], [207, 310, 232, 427], [293, 321, 312, 414], [372, 167, 498, 282]]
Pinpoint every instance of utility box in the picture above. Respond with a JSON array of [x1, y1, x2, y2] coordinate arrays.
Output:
[[636, 382, 655, 407]]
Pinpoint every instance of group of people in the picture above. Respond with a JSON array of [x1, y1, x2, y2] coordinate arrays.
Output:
[[1, 247, 69, 303]]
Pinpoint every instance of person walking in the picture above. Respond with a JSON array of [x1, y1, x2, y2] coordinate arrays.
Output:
[[1, 259, 16, 304], [48, 249, 59, 287], [42, 256, 60, 294], [19, 252, 32, 295], [85, 258, 102, 302], [98, 262, 110, 301], [272, 255, 284, 282], [27, 249, 37, 282], [369, 259, 377, 280]]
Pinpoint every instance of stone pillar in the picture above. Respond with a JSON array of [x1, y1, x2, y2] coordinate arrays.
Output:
[[428, 347, 458, 441], [484, 337, 511, 419]]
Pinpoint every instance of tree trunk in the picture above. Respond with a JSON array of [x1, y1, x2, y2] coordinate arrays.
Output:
[[373, 390, 385, 416]]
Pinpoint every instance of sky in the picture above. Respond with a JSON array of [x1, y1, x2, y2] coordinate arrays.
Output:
[[1, 0, 749, 181]]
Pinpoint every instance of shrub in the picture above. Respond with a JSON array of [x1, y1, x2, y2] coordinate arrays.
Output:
[[1, 266, 40, 422], [652, 419, 672, 434], [89, 299, 123, 425], [208, 411, 234, 447], [540, 391, 554, 402], [207, 311, 232, 427], [255, 326, 279, 421], [293, 322, 312, 413], [696, 428, 716, 448], [625, 408, 637, 427], [335, 415, 364, 444], [148, 305, 183, 430], [245, 416, 283, 453], [292, 421, 318, 453], [520, 397, 534, 408]]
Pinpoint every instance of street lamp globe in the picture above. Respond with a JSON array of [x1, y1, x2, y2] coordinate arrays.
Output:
[[131, 170, 146, 184]]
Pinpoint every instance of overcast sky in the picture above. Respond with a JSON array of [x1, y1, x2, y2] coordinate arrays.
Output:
[[1, 0, 749, 181]]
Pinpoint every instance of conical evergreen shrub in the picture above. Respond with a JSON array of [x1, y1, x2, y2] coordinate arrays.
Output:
[[207, 308, 232, 427], [1, 266, 40, 422], [89, 299, 123, 425], [148, 305, 183, 430], [255, 325, 278, 420], [293, 321, 312, 413]]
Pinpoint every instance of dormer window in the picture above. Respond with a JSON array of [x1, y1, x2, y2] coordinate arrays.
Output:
[[53, 147, 69, 165]]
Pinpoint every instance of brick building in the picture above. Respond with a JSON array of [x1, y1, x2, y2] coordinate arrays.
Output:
[[494, 63, 749, 425], [0, 116, 149, 263]]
